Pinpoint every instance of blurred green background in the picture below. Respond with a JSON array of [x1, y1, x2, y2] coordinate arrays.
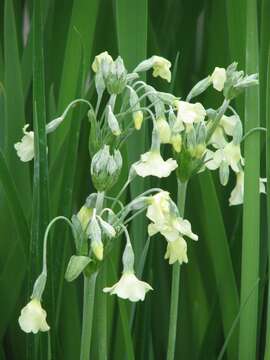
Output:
[[0, 0, 269, 359]]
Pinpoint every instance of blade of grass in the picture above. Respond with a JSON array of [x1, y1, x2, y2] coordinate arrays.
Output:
[[198, 171, 239, 359], [30, 1, 50, 358], [263, 46, 270, 359], [238, 0, 260, 358]]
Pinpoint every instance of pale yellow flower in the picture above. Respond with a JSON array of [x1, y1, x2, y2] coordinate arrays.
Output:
[[133, 151, 177, 178], [176, 101, 206, 125], [211, 67, 227, 91], [164, 237, 188, 265], [103, 272, 152, 302], [92, 51, 113, 73], [152, 56, 171, 82], [18, 299, 49, 334]]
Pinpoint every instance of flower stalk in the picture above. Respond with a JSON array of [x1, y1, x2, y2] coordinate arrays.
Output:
[[166, 180, 187, 360]]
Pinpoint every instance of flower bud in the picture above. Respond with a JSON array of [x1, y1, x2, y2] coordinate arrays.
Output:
[[65, 255, 91, 282], [107, 106, 121, 136], [106, 56, 127, 95], [88, 213, 103, 261], [170, 134, 182, 153], [211, 67, 227, 91], [77, 205, 93, 231], [156, 117, 171, 144], [92, 51, 113, 73], [186, 76, 211, 101], [133, 111, 144, 130], [91, 146, 123, 191]]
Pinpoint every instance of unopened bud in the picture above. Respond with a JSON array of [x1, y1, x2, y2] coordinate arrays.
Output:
[[107, 106, 121, 136], [106, 57, 127, 95]]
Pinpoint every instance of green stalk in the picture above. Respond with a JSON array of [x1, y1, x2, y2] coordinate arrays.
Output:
[[80, 273, 98, 360], [167, 180, 187, 360], [238, 0, 260, 358], [80, 191, 105, 360], [264, 48, 270, 359]]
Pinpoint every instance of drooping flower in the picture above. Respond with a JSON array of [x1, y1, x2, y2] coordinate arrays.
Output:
[[229, 171, 267, 206], [211, 67, 227, 91], [146, 191, 171, 224], [92, 51, 113, 73], [14, 124, 34, 162], [146, 192, 198, 241], [176, 101, 206, 125], [18, 299, 50, 334], [206, 141, 243, 173], [134, 56, 171, 82], [103, 272, 153, 302], [152, 56, 172, 82], [164, 237, 188, 265], [133, 151, 177, 178], [220, 115, 239, 136]]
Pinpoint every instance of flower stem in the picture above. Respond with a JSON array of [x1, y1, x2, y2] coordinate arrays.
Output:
[[80, 273, 98, 360], [166, 180, 187, 360]]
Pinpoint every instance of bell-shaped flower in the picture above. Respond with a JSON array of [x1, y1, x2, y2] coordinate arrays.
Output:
[[211, 67, 227, 91], [220, 115, 239, 136], [146, 191, 171, 224], [18, 298, 50, 334], [152, 56, 171, 82], [206, 141, 243, 173], [133, 128, 177, 178], [103, 272, 152, 302], [133, 151, 177, 178], [176, 101, 206, 125], [92, 51, 113, 73], [229, 171, 267, 206], [164, 237, 188, 265], [134, 56, 171, 82], [103, 238, 152, 302], [14, 124, 34, 162]]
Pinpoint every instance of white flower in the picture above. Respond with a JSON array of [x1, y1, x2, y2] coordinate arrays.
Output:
[[220, 115, 238, 136], [176, 101, 206, 125], [133, 151, 177, 178], [92, 51, 113, 73], [18, 299, 50, 334], [103, 272, 153, 302], [210, 126, 227, 149], [164, 237, 188, 265], [14, 124, 34, 162], [206, 141, 243, 173], [146, 191, 171, 224], [156, 117, 171, 143], [229, 171, 267, 206], [152, 56, 171, 82], [211, 67, 227, 91]]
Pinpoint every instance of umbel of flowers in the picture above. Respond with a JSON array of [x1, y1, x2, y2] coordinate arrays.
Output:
[[15, 51, 263, 335]]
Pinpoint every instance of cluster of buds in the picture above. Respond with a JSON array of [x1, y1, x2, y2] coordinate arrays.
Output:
[[16, 51, 265, 335]]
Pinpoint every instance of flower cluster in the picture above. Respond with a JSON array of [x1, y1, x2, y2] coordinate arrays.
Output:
[[15, 52, 263, 334]]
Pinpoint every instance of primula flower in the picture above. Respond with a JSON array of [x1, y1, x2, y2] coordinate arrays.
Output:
[[206, 141, 243, 173], [152, 56, 172, 82], [146, 191, 171, 224], [92, 51, 113, 73], [220, 115, 239, 136], [176, 101, 206, 125], [229, 171, 266, 206], [18, 299, 50, 334], [133, 151, 177, 178], [211, 67, 227, 91], [164, 237, 188, 265], [14, 124, 34, 162], [103, 272, 153, 302]]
